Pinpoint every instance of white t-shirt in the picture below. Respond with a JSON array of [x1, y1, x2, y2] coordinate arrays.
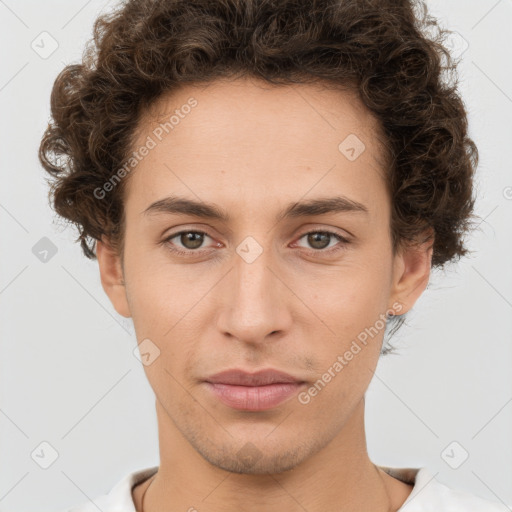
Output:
[[65, 465, 509, 511]]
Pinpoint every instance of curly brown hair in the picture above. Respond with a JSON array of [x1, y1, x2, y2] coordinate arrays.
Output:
[[38, 0, 479, 346]]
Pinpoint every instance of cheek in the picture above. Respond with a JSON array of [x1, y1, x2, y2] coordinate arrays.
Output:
[[296, 347, 377, 428], [298, 312, 384, 415], [299, 262, 390, 386], [122, 246, 203, 366], [123, 251, 179, 337], [308, 260, 391, 334]]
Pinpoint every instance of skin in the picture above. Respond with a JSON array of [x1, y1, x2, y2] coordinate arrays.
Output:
[[96, 76, 433, 512]]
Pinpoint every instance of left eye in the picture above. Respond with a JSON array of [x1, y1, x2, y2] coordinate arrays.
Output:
[[295, 230, 349, 252]]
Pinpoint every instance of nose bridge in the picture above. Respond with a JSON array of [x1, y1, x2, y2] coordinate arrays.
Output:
[[235, 241, 274, 305], [217, 235, 290, 341]]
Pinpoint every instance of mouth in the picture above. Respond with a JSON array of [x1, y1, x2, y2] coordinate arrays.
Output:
[[204, 368, 306, 411]]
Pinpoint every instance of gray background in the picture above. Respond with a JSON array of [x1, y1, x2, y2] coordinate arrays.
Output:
[[0, 0, 511, 510]]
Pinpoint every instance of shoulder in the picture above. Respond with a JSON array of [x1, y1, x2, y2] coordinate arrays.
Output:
[[62, 466, 159, 512], [389, 466, 510, 511]]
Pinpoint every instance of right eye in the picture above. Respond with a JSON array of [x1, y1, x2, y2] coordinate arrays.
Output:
[[163, 230, 218, 256]]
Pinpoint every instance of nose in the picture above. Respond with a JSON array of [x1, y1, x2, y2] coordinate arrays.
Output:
[[215, 242, 293, 346]]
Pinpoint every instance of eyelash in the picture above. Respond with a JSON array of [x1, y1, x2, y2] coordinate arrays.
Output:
[[162, 229, 350, 257]]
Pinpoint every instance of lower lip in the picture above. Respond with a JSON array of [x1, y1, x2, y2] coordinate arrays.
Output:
[[204, 382, 304, 411]]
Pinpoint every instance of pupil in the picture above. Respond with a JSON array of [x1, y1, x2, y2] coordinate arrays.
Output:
[[182, 232, 203, 249], [308, 232, 330, 249]]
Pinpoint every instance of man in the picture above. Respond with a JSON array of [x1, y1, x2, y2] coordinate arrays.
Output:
[[39, 0, 506, 510]]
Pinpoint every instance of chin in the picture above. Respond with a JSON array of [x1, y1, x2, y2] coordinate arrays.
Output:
[[187, 428, 323, 475], [199, 444, 309, 475]]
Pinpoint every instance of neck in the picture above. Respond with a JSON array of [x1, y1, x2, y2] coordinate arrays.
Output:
[[135, 398, 411, 512]]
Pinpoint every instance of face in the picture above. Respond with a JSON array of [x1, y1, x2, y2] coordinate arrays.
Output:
[[97, 77, 432, 475]]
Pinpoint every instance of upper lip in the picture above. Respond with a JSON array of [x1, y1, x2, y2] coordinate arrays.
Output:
[[205, 369, 304, 386]]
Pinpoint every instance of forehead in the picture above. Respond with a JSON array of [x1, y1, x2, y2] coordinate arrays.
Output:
[[125, 77, 390, 216], [135, 76, 386, 153]]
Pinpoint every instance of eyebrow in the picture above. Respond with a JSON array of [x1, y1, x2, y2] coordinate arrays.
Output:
[[142, 195, 369, 222]]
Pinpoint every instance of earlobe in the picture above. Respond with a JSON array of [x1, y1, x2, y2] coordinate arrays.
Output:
[[96, 237, 132, 318], [389, 229, 434, 315]]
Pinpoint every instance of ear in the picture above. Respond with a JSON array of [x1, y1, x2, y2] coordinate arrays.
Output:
[[96, 237, 131, 318], [388, 228, 434, 315]]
